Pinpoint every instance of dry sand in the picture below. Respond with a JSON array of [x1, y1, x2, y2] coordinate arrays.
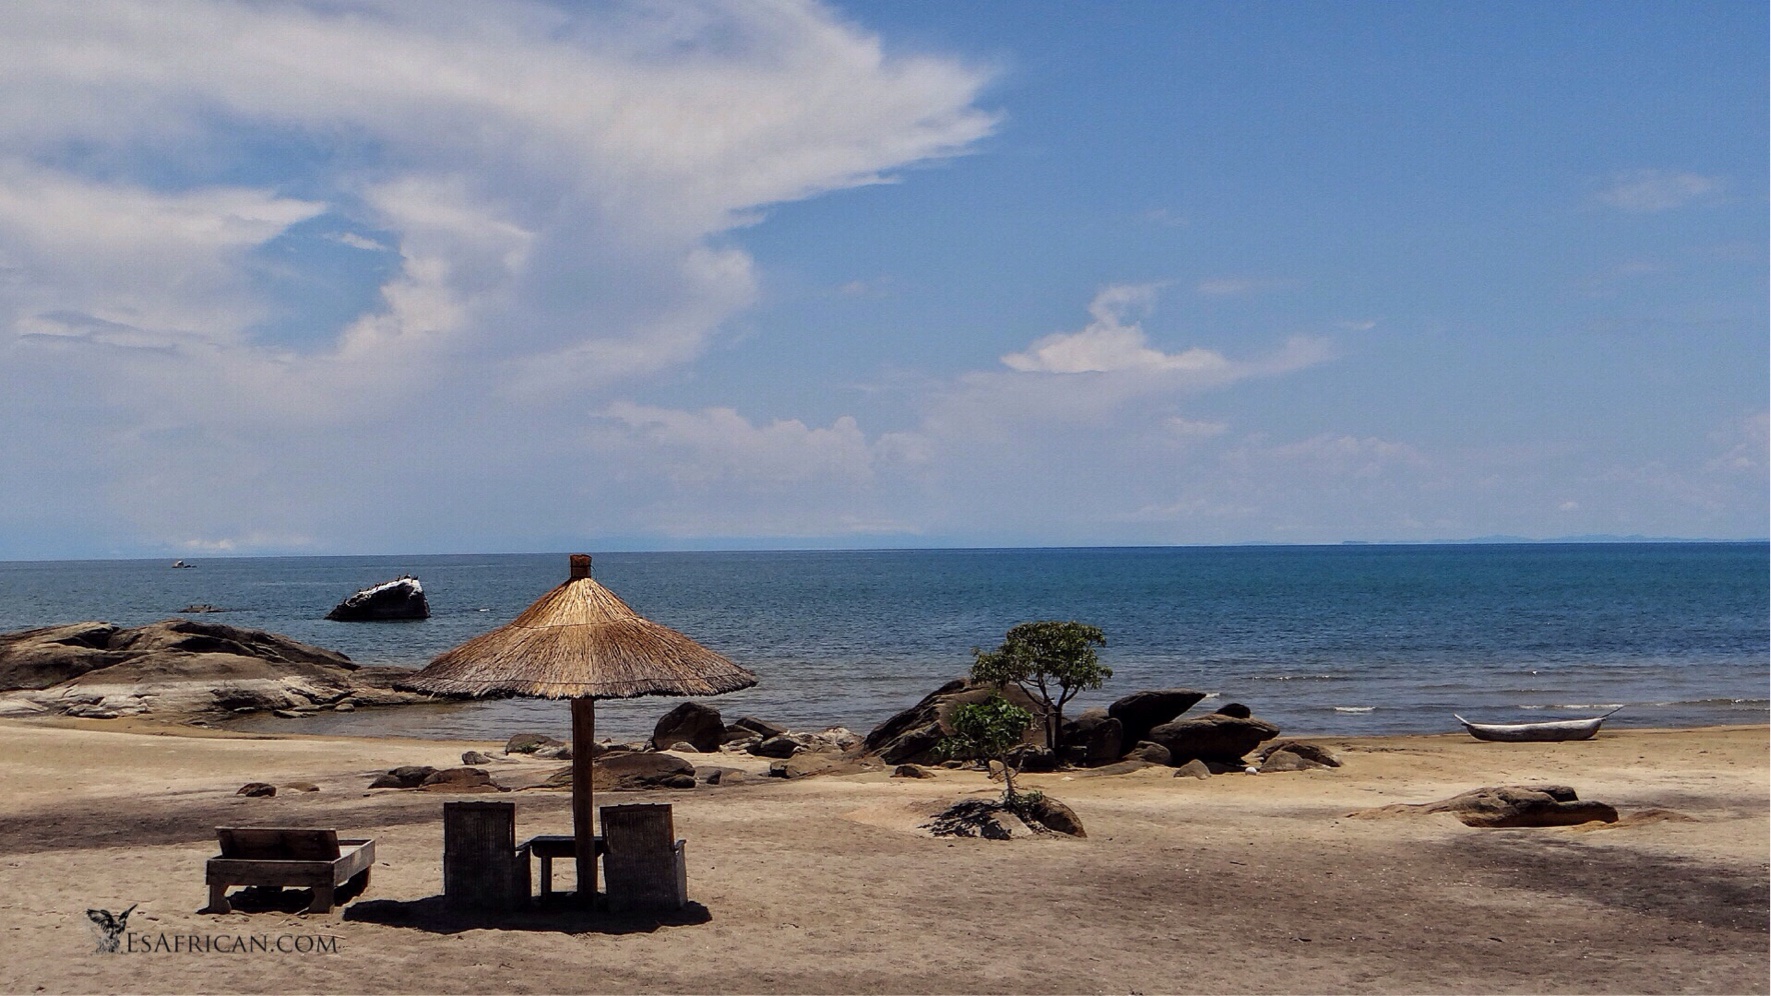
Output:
[[0, 718, 1764, 995]]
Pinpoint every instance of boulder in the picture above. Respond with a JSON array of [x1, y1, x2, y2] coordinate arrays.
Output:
[[533, 744, 573, 760], [1108, 688, 1208, 746], [1257, 740, 1340, 769], [1020, 795, 1086, 837], [1173, 759, 1212, 779], [368, 765, 436, 789], [1058, 709, 1123, 767], [461, 751, 497, 765], [668, 742, 698, 753], [892, 764, 934, 779], [651, 701, 725, 753], [863, 678, 1048, 765], [1122, 741, 1172, 765], [698, 766, 745, 786], [1258, 750, 1330, 773], [726, 716, 787, 741], [590, 752, 697, 791], [1212, 702, 1252, 719], [421, 767, 503, 793], [236, 782, 276, 797], [749, 735, 804, 759], [325, 576, 429, 621], [505, 733, 565, 755], [1352, 784, 1619, 828], [1006, 744, 1059, 772], [923, 800, 1027, 840], [1148, 712, 1280, 764]]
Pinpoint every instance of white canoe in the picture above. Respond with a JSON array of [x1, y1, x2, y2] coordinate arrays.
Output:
[[1453, 709, 1620, 742]]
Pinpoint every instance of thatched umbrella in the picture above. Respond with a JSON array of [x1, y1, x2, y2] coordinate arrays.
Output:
[[399, 554, 756, 901]]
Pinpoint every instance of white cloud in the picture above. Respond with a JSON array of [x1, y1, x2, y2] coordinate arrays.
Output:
[[0, 0, 997, 554], [1595, 169, 1722, 212]]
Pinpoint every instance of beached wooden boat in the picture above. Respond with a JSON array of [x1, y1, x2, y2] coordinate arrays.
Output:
[[1453, 709, 1620, 742]]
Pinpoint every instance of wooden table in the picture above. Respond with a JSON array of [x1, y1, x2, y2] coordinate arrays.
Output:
[[521, 834, 604, 899]]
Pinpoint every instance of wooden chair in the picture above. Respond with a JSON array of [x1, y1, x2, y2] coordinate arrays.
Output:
[[600, 804, 687, 911], [205, 828, 375, 914], [442, 801, 532, 911]]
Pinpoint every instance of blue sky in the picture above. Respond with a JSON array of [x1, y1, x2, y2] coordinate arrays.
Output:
[[0, 0, 1762, 558]]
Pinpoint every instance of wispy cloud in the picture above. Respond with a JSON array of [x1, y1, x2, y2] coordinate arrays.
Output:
[[1595, 169, 1723, 212]]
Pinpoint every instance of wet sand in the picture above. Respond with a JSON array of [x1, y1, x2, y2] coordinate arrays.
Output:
[[0, 718, 1764, 994]]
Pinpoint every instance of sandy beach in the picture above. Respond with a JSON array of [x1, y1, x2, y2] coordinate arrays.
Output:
[[0, 718, 1764, 995]]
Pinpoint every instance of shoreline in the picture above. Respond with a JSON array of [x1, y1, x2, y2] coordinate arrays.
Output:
[[2, 718, 1765, 993]]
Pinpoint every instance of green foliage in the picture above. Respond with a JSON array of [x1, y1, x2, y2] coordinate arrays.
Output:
[[971, 620, 1110, 747], [940, 695, 1035, 762], [939, 694, 1036, 803]]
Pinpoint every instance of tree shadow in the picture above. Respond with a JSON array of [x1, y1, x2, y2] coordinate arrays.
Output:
[[343, 895, 712, 935]]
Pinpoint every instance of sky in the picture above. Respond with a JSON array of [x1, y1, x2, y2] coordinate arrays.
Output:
[[0, 0, 1763, 559]]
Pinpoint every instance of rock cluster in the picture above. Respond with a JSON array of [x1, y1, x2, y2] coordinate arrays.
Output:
[[863, 680, 1302, 777]]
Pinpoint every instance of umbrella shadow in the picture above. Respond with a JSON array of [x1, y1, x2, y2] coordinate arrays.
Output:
[[343, 895, 712, 935]]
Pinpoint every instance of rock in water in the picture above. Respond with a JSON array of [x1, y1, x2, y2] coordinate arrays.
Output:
[[1148, 712, 1281, 764], [651, 701, 725, 752], [325, 576, 429, 621], [236, 782, 276, 797]]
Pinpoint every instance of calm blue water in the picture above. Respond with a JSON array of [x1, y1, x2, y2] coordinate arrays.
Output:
[[0, 545, 1764, 742]]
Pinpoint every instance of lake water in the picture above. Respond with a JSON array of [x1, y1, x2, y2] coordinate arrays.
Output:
[[0, 544, 1764, 742]]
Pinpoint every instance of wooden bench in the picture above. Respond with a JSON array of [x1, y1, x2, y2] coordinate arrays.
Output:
[[204, 828, 375, 914]]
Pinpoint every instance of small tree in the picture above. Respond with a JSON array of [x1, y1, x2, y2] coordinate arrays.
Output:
[[971, 620, 1110, 751], [940, 694, 1035, 803]]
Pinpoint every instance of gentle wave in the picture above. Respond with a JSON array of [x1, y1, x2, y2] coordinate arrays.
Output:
[[1333, 706, 1376, 713]]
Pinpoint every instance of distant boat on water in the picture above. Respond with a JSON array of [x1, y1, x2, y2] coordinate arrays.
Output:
[[171, 560, 193, 569]]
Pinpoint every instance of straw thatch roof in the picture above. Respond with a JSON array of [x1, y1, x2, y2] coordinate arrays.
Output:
[[398, 558, 756, 700]]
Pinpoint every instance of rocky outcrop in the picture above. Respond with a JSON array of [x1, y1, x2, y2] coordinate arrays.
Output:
[[325, 576, 429, 621], [651, 701, 725, 753], [862, 679, 1048, 765], [1352, 785, 1619, 828], [1147, 712, 1280, 764], [0, 618, 433, 720], [1107, 688, 1208, 747]]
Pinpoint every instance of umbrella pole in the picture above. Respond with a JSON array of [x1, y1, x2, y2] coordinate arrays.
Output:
[[571, 696, 596, 905]]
